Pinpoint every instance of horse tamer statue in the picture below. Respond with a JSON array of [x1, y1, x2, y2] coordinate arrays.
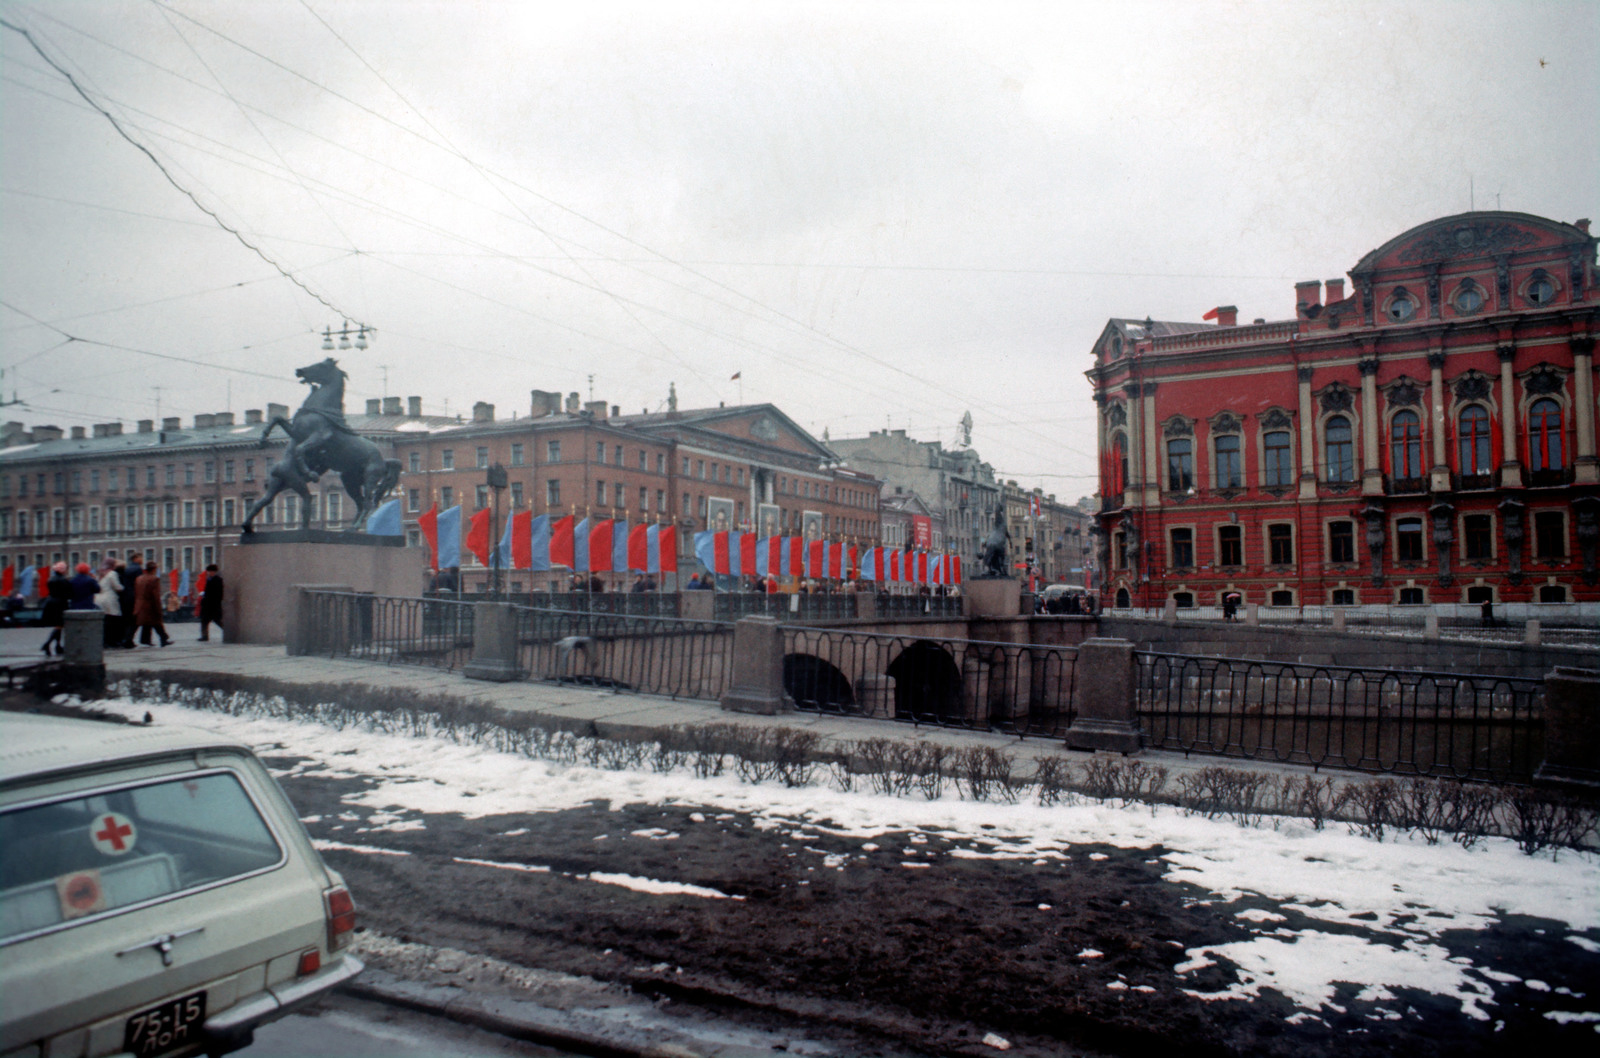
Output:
[[978, 504, 1010, 578], [242, 358, 401, 533]]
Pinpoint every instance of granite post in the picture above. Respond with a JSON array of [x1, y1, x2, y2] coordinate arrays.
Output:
[[720, 615, 789, 715], [464, 602, 522, 682], [1064, 637, 1143, 753], [1533, 666, 1600, 792]]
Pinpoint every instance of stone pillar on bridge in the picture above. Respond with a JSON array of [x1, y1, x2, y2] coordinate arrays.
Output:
[[1534, 666, 1600, 792], [965, 578, 1021, 618], [61, 610, 106, 692], [1064, 637, 1143, 754], [680, 590, 715, 622], [721, 615, 791, 715], [464, 602, 522, 682]]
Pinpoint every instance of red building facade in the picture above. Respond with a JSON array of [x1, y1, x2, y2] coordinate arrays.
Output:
[[1087, 211, 1598, 614]]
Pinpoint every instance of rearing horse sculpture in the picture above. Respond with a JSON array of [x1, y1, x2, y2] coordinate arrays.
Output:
[[242, 358, 401, 533]]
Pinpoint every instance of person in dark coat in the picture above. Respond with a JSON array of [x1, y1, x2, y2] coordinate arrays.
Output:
[[68, 563, 99, 610], [133, 561, 171, 647], [118, 555, 143, 648], [40, 562, 70, 655], [198, 564, 224, 641]]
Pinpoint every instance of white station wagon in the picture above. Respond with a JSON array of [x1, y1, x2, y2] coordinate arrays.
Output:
[[0, 713, 363, 1058]]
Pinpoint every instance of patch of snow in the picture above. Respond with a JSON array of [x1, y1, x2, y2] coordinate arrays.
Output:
[[585, 872, 736, 900], [453, 856, 551, 874], [313, 839, 410, 857]]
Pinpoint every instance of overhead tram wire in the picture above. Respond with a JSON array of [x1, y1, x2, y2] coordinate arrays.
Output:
[[38, 6, 1088, 451], [0, 16, 368, 331]]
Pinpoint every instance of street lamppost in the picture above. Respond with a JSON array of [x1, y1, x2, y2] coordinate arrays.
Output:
[[486, 463, 507, 595]]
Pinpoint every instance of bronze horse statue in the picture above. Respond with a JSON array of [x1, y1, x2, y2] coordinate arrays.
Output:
[[978, 504, 1010, 578], [242, 358, 401, 533]]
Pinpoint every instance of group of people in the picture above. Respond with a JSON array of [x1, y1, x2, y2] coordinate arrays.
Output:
[[38, 559, 223, 654]]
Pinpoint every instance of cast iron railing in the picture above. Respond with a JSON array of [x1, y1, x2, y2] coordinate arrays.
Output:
[[781, 625, 1077, 737], [303, 591, 476, 670], [512, 606, 735, 702], [1136, 651, 1544, 781]]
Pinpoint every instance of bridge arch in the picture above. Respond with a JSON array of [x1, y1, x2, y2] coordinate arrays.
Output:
[[783, 653, 855, 712], [887, 641, 964, 723]]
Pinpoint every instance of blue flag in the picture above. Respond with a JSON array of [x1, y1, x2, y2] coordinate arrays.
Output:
[[436, 505, 462, 568], [529, 514, 551, 572], [19, 565, 36, 598], [366, 498, 402, 536], [179, 568, 191, 598], [493, 514, 513, 570]]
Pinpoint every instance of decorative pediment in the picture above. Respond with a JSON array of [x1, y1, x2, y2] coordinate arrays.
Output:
[[1259, 408, 1293, 430], [1351, 212, 1588, 276], [1525, 367, 1565, 396], [1318, 385, 1353, 414], [1387, 379, 1422, 408], [1453, 373, 1492, 402], [1107, 403, 1127, 427], [1162, 417, 1193, 439], [750, 415, 779, 441], [1209, 411, 1241, 434], [1396, 221, 1541, 264]]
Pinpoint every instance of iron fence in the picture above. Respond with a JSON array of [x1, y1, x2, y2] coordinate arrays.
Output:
[[781, 625, 1077, 737], [1136, 651, 1544, 781], [303, 591, 476, 670], [513, 606, 736, 702]]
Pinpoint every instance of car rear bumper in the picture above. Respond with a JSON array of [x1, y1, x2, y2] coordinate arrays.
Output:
[[201, 953, 363, 1042]]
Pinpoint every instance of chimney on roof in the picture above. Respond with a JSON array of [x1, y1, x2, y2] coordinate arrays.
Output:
[[529, 390, 561, 417], [1577, 218, 1591, 234], [215, 412, 233, 427], [93, 423, 110, 438], [1324, 278, 1345, 304], [138, 419, 154, 433], [70, 426, 86, 440], [584, 400, 607, 419], [245, 409, 263, 425], [407, 396, 422, 418], [473, 401, 495, 423], [383, 396, 402, 416], [33, 425, 62, 442], [566, 392, 580, 413], [1212, 305, 1238, 327], [1295, 280, 1322, 317], [366, 399, 382, 416], [611, 405, 620, 418], [162, 417, 180, 432], [267, 404, 288, 422], [2, 422, 25, 446], [105, 422, 123, 436], [194, 414, 215, 430]]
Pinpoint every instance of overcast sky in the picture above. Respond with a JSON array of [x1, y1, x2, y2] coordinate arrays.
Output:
[[2, 1, 1596, 498]]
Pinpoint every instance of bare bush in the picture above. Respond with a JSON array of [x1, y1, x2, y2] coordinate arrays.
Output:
[[1503, 788, 1599, 857], [1277, 775, 1335, 830], [954, 746, 1020, 803], [1175, 766, 1271, 825], [1339, 779, 1400, 842], [1034, 756, 1075, 807]]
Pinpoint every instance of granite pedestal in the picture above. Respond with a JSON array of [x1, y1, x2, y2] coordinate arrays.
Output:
[[223, 531, 427, 645]]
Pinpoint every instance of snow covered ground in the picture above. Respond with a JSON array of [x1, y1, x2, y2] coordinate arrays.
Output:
[[93, 695, 1600, 1034]]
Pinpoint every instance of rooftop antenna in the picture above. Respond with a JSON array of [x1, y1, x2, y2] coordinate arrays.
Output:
[[1470, 176, 1475, 212], [587, 374, 595, 402], [378, 364, 389, 398]]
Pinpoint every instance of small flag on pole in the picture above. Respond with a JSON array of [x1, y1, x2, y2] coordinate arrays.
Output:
[[730, 371, 741, 380]]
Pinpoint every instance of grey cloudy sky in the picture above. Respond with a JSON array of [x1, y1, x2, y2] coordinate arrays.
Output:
[[2, 0, 1596, 498]]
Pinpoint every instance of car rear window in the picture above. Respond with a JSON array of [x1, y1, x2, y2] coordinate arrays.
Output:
[[0, 770, 284, 942]]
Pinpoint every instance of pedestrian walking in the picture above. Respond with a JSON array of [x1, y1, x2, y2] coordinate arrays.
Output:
[[133, 561, 172, 647], [1480, 598, 1495, 629], [96, 561, 124, 648], [198, 564, 224, 641], [68, 563, 99, 610], [39, 562, 70, 655]]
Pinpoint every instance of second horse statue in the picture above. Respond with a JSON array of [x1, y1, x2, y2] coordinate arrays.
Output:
[[242, 358, 401, 533]]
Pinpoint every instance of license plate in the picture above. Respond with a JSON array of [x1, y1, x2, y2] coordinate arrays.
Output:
[[123, 991, 206, 1057]]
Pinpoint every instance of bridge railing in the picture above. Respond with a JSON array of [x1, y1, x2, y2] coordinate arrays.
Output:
[[1136, 651, 1545, 782], [511, 605, 737, 702], [780, 624, 1077, 738], [300, 591, 476, 670]]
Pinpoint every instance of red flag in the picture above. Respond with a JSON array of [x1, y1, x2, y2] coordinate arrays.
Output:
[[512, 510, 534, 569], [1, 565, 12, 595], [788, 537, 804, 577], [169, 569, 180, 595], [590, 519, 613, 572], [808, 539, 824, 578], [713, 530, 731, 575], [550, 515, 574, 568], [628, 523, 648, 572], [730, 371, 741, 381], [658, 524, 678, 573], [1202, 306, 1220, 321], [465, 508, 492, 567], [739, 532, 756, 575], [419, 504, 439, 563]]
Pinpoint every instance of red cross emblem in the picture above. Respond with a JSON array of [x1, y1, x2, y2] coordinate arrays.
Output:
[[92, 812, 136, 856]]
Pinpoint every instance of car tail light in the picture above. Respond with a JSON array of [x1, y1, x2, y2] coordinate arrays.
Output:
[[325, 886, 356, 950], [297, 949, 321, 976]]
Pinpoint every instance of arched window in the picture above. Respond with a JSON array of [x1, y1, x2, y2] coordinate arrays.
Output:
[[1324, 416, 1354, 483], [1263, 431, 1293, 487], [1110, 433, 1128, 495], [1458, 405, 1492, 480], [1166, 437, 1193, 492], [1214, 434, 1241, 488], [1528, 399, 1564, 472], [1390, 410, 1422, 482]]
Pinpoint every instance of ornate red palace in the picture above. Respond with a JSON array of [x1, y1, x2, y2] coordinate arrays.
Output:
[[1088, 211, 1597, 614]]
